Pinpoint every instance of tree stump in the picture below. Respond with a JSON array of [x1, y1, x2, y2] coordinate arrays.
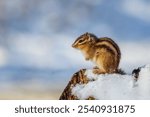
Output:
[[59, 69, 95, 100], [59, 66, 143, 100]]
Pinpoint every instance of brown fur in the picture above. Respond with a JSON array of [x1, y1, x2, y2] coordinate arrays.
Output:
[[72, 32, 121, 74]]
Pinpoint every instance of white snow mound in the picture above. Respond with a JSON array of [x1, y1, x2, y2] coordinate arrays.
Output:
[[72, 65, 150, 100]]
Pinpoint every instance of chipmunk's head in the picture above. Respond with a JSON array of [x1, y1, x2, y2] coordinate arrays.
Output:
[[72, 32, 97, 49]]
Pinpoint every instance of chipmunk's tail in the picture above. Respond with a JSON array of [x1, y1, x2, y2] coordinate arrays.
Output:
[[116, 68, 126, 75]]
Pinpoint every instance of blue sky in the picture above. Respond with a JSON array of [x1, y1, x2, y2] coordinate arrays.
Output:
[[2, 0, 150, 40], [0, 0, 150, 90]]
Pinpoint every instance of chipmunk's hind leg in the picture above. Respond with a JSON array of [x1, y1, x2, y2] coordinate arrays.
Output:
[[93, 52, 116, 74], [92, 53, 107, 74], [103, 53, 116, 73]]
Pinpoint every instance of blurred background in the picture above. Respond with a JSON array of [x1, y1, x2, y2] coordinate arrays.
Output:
[[0, 0, 150, 99]]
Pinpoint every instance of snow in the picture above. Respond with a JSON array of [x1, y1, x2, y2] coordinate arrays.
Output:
[[72, 65, 150, 100]]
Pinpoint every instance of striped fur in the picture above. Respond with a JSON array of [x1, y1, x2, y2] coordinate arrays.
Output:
[[72, 32, 121, 74], [96, 37, 121, 68]]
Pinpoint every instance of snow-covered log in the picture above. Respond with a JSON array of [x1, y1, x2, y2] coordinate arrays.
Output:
[[59, 65, 150, 100]]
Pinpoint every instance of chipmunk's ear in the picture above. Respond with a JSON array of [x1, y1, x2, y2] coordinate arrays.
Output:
[[85, 32, 91, 41], [85, 32, 89, 35]]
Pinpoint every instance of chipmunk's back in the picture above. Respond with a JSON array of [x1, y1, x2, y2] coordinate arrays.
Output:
[[96, 37, 121, 66], [93, 37, 121, 73]]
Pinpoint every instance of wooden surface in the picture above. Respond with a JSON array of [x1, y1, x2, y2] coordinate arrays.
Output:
[[59, 69, 93, 100]]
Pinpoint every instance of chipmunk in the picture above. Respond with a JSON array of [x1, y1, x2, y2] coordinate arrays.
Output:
[[72, 32, 121, 74]]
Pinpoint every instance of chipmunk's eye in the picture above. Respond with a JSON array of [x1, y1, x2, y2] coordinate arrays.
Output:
[[78, 39, 85, 44]]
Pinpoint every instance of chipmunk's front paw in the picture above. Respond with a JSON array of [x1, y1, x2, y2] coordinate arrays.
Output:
[[93, 66, 99, 69], [85, 57, 90, 61]]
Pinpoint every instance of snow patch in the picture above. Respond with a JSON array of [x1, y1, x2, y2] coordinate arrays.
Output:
[[72, 65, 150, 99]]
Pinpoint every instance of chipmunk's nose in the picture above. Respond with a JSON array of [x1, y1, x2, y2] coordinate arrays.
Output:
[[72, 43, 76, 48]]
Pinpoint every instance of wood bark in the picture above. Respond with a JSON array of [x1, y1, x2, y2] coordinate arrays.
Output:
[[59, 69, 95, 100]]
